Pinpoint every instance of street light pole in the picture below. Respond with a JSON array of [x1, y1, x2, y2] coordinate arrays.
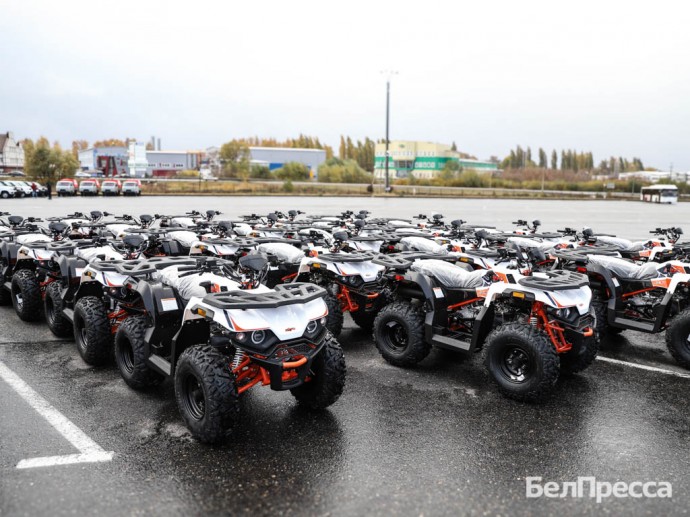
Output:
[[381, 71, 397, 193], [385, 78, 391, 192]]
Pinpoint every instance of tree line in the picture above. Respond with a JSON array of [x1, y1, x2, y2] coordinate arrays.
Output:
[[501, 145, 646, 173]]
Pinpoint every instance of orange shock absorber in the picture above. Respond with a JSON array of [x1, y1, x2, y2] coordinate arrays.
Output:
[[530, 302, 572, 353]]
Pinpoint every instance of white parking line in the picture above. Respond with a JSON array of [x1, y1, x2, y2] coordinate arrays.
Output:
[[0, 360, 114, 469], [597, 356, 690, 379]]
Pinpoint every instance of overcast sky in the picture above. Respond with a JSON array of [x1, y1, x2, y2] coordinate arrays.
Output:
[[1, 0, 688, 169]]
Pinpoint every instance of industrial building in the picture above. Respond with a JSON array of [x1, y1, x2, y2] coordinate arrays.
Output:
[[249, 147, 326, 179], [374, 140, 497, 180], [0, 132, 25, 173], [78, 144, 202, 178]]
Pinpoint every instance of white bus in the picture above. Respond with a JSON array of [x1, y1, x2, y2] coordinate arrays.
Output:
[[640, 184, 678, 204]]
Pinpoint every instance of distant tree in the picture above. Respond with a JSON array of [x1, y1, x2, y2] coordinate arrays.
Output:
[[451, 141, 458, 151], [92, 138, 127, 148], [249, 164, 271, 179], [338, 136, 346, 159], [538, 148, 547, 168], [71, 140, 89, 158], [551, 150, 558, 170], [273, 161, 310, 181], [318, 158, 372, 183], [219, 140, 250, 179]]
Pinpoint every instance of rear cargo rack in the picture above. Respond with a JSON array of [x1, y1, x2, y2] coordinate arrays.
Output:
[[517, 270, 589, 291], [202, 282, 325, 309]]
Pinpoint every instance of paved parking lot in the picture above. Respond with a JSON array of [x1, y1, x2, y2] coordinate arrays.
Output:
[[1, 304, 689, 516]]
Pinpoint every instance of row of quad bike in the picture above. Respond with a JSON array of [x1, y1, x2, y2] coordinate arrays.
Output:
[[1, 209, 690, 443]]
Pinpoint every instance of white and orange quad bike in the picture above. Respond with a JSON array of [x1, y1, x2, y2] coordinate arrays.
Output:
[[553, 250, 690, 369], [106, 255, 345, 444], [579, 227, 679, 263], [294, 230, 387, 336], [189, 236, 305, 288], [4, 220, 77, 321], [371, 253, 596, 403]]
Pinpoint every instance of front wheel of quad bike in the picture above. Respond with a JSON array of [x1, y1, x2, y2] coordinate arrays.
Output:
[[11, 269, 42, 322], [323, 293, 344, 337], [114, 317, 164, 389], [73, 296, 113, 366], [373, 301, 429, 367], [174, 345, 240, 444], [44, 281, 72, 337], [665, 309, 690, 369], [484, 323, 560, 403], [291, 332, 346, 409]]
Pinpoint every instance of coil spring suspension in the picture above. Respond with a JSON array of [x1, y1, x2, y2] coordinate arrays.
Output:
[[231, 350, 246, 370], [529, 316, 538, 327]]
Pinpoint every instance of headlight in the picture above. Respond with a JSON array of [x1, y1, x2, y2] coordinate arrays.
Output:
[[304, 318, 324, 338], [551, 307, 578, 323], [251, 330, 266, 345]]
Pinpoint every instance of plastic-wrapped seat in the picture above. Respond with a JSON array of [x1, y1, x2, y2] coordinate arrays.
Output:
[[77, 246, 123, 262], [106, 224, 137, 239], [594, 235, 644, 252], [16, 234, 51, 244], [168, 231, 198, 248], [159, 266, 242, 302], [257, 243, 304, 264], [411, 259, 487, 288], [400, 237, 447, 255], [507, 237, 556, 252], [588, 254, 659, 280]]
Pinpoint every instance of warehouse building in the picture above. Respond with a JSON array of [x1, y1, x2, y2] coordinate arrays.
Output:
[[249, 147, 326, 179], [373, 140, 497, 180]]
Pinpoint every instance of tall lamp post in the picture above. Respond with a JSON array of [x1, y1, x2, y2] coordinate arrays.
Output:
[[381, 71, 398, 193]]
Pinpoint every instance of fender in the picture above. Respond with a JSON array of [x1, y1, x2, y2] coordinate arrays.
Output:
[[470, 304, 495, 351], [74, 280, 104, 303], [654, 273, 690, 331], [168, 319, 211, 371], [401, 270, 444, 342]]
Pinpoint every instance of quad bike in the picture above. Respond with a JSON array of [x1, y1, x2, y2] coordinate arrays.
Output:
[[371, 253, 597, 402], [1, 220, 72, 319], [553, 249, 690, 368], [578, 227, 677, 263], [108, 255, 345, 443], [189, 235, 305, 288], [61, 257, 170, 365], [294, 230, 388, 336]]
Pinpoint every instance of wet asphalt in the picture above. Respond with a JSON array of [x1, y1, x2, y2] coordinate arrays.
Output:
[[1, 307, 689, 517], [1, 196, 690, 516]]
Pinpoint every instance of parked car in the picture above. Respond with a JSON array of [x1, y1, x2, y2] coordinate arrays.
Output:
[[7, 171, 26, 177], [79, 179, 100, 196], [100, 179, 122, 196], [56, 179, 78, 196], [8, 181, 32, 198], [0, 181, 17, 198], [121, 179, 142, 196]]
